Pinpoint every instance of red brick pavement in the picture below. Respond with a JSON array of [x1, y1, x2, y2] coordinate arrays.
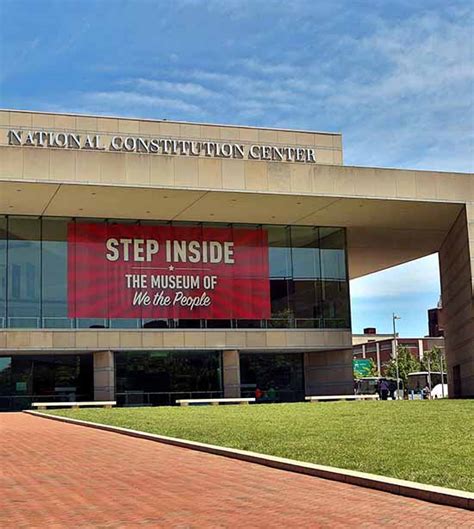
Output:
[[0, 413, 472, 529]]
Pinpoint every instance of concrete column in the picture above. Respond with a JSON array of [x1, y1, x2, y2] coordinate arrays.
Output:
[[304, 349, 354, 396], [93, 351, 115, 401], [418, 339, 424, 361], [376, 343, 381, 375], [222, 350, 241, 398], [439, 207, 474, 398]]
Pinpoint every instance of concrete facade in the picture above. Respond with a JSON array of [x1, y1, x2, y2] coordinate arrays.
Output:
[[304, 349, 354, 395], [0, 109, 473, 398], [353, 337, 446, 376], [439, 208, 474, 397], [93, 351, 115, 401], [222, 350, 241, 398]]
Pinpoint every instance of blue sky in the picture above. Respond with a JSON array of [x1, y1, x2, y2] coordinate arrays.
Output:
[[1, 1, 473, 336]]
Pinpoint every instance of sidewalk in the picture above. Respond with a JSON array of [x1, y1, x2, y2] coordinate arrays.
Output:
[[1, 413, 472, 528]]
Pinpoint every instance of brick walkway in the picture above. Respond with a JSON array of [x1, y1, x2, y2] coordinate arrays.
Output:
[[0, 413, 472, 528]]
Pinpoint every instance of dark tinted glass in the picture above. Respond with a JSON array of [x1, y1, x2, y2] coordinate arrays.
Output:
[[0, 354, 93, 411], [115, 350, 222, 406], [240, 352, 304, 402]]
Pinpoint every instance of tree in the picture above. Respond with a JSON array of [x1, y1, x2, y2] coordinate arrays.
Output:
[[421, 346, 444, 373], [383, 345, 421, 389]]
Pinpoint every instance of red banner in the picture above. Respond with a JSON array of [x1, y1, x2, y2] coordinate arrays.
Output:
[[68, 223, 270, 319]]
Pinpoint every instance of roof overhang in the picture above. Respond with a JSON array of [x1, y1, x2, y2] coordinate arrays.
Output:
[[0, 179, 463, 279]]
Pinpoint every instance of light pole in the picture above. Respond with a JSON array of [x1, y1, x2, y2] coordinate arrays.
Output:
[[392, 313, 401, 399]]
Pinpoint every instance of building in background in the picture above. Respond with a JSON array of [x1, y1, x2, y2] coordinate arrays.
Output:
[[428, 298, 445, 337], [0, 109, 472, 410], [352, 327, 393, 346], [353, 329, 445, 375]]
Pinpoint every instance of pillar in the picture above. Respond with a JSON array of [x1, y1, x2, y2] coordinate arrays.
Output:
[[93, 351, 115, 401], [376, 342, 381, 376], [439, 207, 474, 398], [304, 349, 354, 396], [222, 350, 241, 398]]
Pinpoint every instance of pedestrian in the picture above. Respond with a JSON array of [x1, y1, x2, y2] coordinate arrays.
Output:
[[379, 379, 389, 400], [422, 384, 431, 400]]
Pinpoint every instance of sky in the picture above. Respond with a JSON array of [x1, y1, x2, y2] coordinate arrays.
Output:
[[0, 0, 473, 336]]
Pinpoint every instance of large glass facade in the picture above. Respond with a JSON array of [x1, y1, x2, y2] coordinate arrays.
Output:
[[0, 354, 93, 411], [115, 350, 222, 406], [0, 216, 350, 329], [240, 352, 304, 402]]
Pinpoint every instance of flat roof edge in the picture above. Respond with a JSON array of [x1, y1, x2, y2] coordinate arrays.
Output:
[[0, 108, 342, 137]]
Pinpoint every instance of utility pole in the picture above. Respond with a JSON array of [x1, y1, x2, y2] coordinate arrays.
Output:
[[392, 313, 401, 399]]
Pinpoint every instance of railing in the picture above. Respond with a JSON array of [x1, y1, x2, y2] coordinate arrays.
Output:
[[0, 393, 92, 412], [1, 317, 349, 330], [240, 388, 305, 403], [115, 390, 224, 407]]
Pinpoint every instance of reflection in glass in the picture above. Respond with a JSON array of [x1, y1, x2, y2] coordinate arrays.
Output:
[[115, 350, 222, 405], [0, 354, 93, 411], [291, 227, 320, 278], [240, 352, 304, 402], [0, 217, 6, 328], [7, 217, 41, 327], [42, 218, 72, 328], [2, 218, 350, 330]]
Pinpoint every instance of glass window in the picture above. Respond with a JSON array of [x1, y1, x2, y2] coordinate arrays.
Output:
[[289, 279, 322, 328], [320, 228, 350, 329], [42, 218, 73, 328], [0, 357, 12, 396], [74, 218, 108, 329], [7, 217, 41, 327], [320, 228, 346, 281], [0, 354, 93, 411], [1, 217, 349, 331], [322, 279, 350, 328], [266, 225, 291, 278], [290, 227, 320, 278], [0, 217, 6, 328], [269, 279, 292, 327], [240, 352, 304, 402], [115, 350, 222, 406]]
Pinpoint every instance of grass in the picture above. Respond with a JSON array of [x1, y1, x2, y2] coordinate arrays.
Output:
[[45, 399, 474, 492]]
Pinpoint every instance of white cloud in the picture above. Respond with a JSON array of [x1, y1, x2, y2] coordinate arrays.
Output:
[[125, 78, 218, 99], [82, 91, 203, 115]]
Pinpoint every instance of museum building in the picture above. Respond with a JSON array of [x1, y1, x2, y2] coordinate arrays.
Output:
[[0, 110, 472, 409]]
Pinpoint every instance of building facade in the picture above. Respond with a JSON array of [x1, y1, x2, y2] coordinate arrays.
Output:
[[353, 334, 445, 375], [0, 110, 472, 409]]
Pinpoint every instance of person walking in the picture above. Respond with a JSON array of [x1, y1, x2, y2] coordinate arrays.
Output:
[[379, 379, 390, 401]]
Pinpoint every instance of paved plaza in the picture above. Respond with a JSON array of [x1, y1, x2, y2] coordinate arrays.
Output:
[[1, 413, 472, 528]]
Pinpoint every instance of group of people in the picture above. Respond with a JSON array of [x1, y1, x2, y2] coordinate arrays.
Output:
[[255, 387, 277, 402], [378, 379, 431, 400]]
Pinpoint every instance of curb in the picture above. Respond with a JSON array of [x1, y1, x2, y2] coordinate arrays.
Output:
[[25, 410, 474, 511]]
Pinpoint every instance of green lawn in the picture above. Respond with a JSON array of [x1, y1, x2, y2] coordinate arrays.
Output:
[[45, 400, 474, 492]]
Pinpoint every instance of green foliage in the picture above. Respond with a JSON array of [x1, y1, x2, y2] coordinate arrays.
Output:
[[421, 346, 444, 373], [46, 400, 474, 492], [383, 345, 420, 387]]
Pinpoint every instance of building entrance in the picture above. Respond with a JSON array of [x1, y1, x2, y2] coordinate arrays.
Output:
[[0, 354, 93, 411], [115, 350, 222, 406], [240, 352, 305, 402]]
